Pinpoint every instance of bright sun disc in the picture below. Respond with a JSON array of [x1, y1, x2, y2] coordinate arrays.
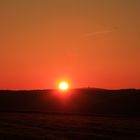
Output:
[[58, 81, 69, 91]]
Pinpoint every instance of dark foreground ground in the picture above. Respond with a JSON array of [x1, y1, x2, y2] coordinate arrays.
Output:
[[0, 89, 139, 139], [0, 112, 140, 140]]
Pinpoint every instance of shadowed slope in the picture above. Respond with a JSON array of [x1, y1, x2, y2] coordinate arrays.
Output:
[[0, 89, 139, 116]]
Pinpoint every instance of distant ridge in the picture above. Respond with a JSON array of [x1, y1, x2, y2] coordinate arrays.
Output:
[[0, 89, 139, 116], [0, 88, 139, 92]]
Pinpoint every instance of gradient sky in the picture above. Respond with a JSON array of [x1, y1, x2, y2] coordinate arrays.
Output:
[[0, 0, 140, 89]]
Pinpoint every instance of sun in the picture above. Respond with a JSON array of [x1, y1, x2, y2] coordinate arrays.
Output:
[[58, 81, 69, 91]]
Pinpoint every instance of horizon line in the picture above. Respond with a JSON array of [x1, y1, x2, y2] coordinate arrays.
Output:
[[0, 87, 139, 91]]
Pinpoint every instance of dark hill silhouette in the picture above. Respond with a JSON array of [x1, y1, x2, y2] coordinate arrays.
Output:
[[0, 89, 140, 116]]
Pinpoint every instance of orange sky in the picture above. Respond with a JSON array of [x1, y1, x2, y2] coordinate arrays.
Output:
[[0, 0, 140, 89]]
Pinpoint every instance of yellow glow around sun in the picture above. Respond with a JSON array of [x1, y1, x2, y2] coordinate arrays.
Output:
[[58, 81, 69, 91]]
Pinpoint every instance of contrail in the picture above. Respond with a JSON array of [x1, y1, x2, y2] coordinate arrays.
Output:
[[83, 29, 115, 37]]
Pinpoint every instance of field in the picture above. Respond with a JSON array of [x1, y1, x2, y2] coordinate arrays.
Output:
[[0, 89, 140, 139], [0, 112, 140, 140]]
